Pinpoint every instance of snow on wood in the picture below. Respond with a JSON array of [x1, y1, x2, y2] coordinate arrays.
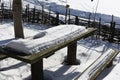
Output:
[[76, 48, 115, 80], [4, 25, 87, 54]]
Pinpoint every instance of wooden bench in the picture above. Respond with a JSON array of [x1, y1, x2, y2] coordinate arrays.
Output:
[[75, 48, 119, 80], [0, 28, 96, 80]]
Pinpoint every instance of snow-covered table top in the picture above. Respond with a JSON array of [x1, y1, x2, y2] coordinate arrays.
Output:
[[3, 25, 87, 55], [0, 25, 96, 63]]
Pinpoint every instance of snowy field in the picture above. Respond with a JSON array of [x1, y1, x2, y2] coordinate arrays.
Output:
[[0, 21, 120, 80]]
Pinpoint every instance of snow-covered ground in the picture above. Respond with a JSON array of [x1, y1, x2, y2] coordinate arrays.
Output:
[[0, 21, 120, 80], [0, 0, 120, 80]]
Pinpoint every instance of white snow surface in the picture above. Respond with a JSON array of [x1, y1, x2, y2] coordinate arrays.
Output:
[[0, 0, 120, 79], [0, 22, 120, 80], [4, 25, 86, 54], [103, 63, 120, 80], [3, 0, 120, 20], [22, 0, 120, 17], [78, 48, 115, 80]]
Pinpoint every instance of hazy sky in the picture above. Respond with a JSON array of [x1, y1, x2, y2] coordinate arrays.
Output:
[[67, 0, 120, 17], [2, 0, 120, 17]]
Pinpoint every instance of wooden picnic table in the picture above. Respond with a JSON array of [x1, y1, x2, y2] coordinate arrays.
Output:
[[0, 28, 96, 80]]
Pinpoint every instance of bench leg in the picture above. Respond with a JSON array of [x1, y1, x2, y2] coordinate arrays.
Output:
[[67, 41, 77, 65], [31, 59, 43, 80], [107, 60, 113, 68]]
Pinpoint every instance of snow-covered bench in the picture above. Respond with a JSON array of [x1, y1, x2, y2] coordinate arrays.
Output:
[[0, 25, 96, 80], [75, 48, 119, 80]]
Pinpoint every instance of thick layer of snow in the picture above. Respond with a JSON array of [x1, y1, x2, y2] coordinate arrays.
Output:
[[4, 25, 86, 54]]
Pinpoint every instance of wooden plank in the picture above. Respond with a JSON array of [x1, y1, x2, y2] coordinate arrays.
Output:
[[0, 28, 97, 64]]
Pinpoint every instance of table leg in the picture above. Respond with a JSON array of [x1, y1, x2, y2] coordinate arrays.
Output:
[[31, 59, 43, 80], [67, 41, 77, 65]]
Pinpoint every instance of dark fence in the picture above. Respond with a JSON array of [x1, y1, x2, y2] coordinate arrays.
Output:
[[0, 2, 120, 44]]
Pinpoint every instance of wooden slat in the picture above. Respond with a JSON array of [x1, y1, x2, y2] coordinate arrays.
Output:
[[0, 28, 97, 64]]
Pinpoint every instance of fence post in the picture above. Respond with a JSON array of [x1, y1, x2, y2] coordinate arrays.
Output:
[[24, 4, 28, 22], [109, 15, 115, 42], [48, 8, 51, 24], [55, 13, 59, 26], [68, 9, 70, 24], [109, 22, 115, 42], [36, 10, 40, 23], [87, 13, 91, 28], [75, 16, 79, 25], [26, 4, 30, 22], [98, 17, 101, 38], [32, 6, 36, 23], [41, 5, 44, 23], [112, 22, 115, 42], [65, 4, 70, 24], [1, 2, 4, 19]]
